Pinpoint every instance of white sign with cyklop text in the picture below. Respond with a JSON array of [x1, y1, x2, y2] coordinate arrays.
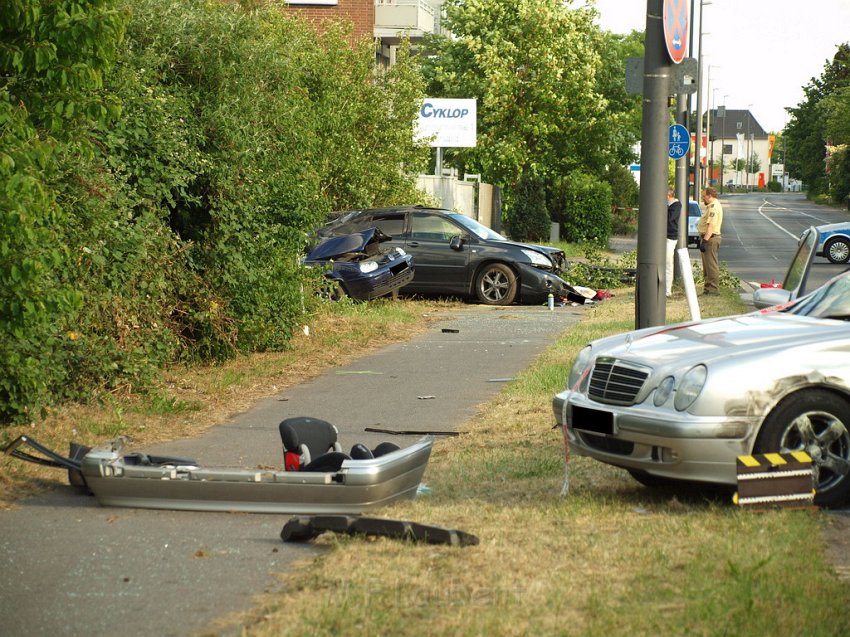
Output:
[[415, 98, 477, 148]]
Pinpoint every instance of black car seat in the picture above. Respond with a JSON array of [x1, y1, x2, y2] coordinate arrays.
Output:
[[279, 417, 346, 471], [279, 416, 403, 472]]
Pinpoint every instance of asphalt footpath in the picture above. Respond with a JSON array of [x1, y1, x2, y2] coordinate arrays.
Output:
[[0, 302, 586, 637]]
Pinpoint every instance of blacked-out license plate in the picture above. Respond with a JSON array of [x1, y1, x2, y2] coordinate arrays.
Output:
[[570, 405, 614, 435]]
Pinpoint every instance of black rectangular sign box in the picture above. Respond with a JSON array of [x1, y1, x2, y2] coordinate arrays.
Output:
[[733, 451, 815, 510]]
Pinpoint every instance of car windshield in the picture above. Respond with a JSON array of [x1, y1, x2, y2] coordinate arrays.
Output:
[[783, 272, 850, 320], [447, 213, 506, 241]]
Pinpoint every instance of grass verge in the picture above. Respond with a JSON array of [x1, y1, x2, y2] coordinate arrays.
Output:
[[228, 288, 850, 637]]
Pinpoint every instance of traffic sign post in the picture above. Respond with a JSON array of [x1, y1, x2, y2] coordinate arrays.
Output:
[[669, 123, 690, 160]]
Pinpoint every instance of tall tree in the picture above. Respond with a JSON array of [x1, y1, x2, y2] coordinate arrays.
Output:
[[785, 43, 850, 199], [421, 0, 610, 190]]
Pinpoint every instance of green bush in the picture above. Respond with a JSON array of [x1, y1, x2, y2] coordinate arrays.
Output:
[[505, 170, 551, 241], [0, 0, 430, 424], [606, 164, 639, 210], [551, 172, 613, 246], [767, 180, 782, 192]]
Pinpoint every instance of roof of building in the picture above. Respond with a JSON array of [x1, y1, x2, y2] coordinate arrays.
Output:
[[709, 109, 769, 139]]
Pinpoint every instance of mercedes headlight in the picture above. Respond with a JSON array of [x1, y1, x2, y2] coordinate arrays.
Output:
[[568, 345, 593, 390], [674, 365, 707, 411], [653, 376, 675, 407]]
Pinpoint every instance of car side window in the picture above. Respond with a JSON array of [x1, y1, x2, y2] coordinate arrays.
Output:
[[410, 213, 460, 242], [370, 213, 407, 239]]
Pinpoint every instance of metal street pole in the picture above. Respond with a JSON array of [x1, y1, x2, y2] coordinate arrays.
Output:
[[706, 77, 717, 186], [746, 103, 752, 191], [692, 0, 706, 200], [719, 93, 728, 193], [636, 0, 670, 329]]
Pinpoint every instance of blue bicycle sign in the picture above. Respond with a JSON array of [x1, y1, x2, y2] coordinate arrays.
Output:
[[668, 124, 690, 160]]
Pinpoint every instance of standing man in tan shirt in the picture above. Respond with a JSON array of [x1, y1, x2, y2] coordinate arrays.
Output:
[[698, 186, 723, 295]]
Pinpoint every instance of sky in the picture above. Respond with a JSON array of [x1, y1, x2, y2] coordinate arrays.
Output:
[[586, 0, 850, 133]]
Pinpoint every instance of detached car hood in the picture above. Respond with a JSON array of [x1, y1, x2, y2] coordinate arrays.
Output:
[[592, 312, 850, 368], [307, 228, 388, 261]]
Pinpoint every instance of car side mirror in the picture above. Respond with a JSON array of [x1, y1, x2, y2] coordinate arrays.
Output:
[[449, 236, 464, 250], [752, 287, 793, 309]]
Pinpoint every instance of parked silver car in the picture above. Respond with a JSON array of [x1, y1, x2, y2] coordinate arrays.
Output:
[[553, 234, 850, 507]]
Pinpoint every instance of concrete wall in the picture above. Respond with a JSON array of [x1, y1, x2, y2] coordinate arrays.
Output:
[[415, 177, 500, 230], [415, 176, 475, 217]]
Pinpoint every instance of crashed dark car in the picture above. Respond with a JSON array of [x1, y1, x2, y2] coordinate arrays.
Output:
[[305, 227, 414, 301], [318, 206, 569, 305]]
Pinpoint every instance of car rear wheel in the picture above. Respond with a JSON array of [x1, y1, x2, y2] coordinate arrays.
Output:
[[475, 263, 518, 305], [754, 389, 850, 508], [825, 237, 850, 264]]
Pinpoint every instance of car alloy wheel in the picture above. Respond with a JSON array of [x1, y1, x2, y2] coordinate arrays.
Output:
[[825, 237, 850, 264], [475, 263, 518, 305], [755, 389, 850, 508]]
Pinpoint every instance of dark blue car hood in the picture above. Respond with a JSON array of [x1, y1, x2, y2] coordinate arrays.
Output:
[[307, 228, 388, 261]]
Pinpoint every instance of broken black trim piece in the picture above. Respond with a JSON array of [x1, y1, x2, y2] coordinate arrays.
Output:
[[3, 434, 82, 471], [365, 427, 459, 437], [281, 515, 479, 547]]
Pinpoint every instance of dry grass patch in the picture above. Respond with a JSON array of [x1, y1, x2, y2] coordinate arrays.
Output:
[[233, 288, 850, 637]]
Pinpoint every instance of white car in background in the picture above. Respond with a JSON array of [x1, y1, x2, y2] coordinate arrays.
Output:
[[813, 222, 850, 264]]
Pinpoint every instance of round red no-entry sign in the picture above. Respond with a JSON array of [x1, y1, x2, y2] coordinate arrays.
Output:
[[663, 0, 689, 64]]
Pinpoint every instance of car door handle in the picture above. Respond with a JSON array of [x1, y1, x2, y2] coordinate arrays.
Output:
[[407, 241, 420, 247]]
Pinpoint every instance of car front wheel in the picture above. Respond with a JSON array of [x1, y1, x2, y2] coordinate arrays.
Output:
[[318, 278, 347, 301], [754, 389, 850, 508], [825, 237, 850, 264], [475, 263, 518, 305]]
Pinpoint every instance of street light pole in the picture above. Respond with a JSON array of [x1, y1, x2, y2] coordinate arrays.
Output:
[[705, 85, 717, 186], [705, 66, 717, 186], [746, 103, 753, 191], [693, 0, 710, 200], [719, 93, 728, 193]]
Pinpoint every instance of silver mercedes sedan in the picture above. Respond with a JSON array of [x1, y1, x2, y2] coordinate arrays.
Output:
[[553, 268, 850, 508]]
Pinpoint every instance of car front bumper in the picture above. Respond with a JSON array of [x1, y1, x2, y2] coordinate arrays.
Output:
[[336, 257, 414, 300], [552, 389, 758, 486], [517, 266, 573, 304]]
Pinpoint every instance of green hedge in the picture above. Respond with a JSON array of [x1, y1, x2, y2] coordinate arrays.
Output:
[[551, 172, 613, 246], [0, 0, 429, 424]]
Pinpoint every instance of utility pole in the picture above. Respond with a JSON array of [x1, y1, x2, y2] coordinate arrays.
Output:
[[692, 0, 706, 200], [636, 0, 671, 329]]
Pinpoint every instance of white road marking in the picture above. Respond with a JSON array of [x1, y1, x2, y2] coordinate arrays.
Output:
[[758, 198, 832, 237]]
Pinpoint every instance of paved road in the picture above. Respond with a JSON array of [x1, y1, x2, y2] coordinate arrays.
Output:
[[710, 192, 850, 294], [0, 303, 585, 636]]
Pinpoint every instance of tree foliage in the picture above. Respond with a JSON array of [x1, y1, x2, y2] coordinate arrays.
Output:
[[0, 0, 429, 424], [551, 172, 612, 246], [785, 43, 850, 200], [420, 0, 640, 237], [505, 169, 550, 241], [422, 0, 611, 187]]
